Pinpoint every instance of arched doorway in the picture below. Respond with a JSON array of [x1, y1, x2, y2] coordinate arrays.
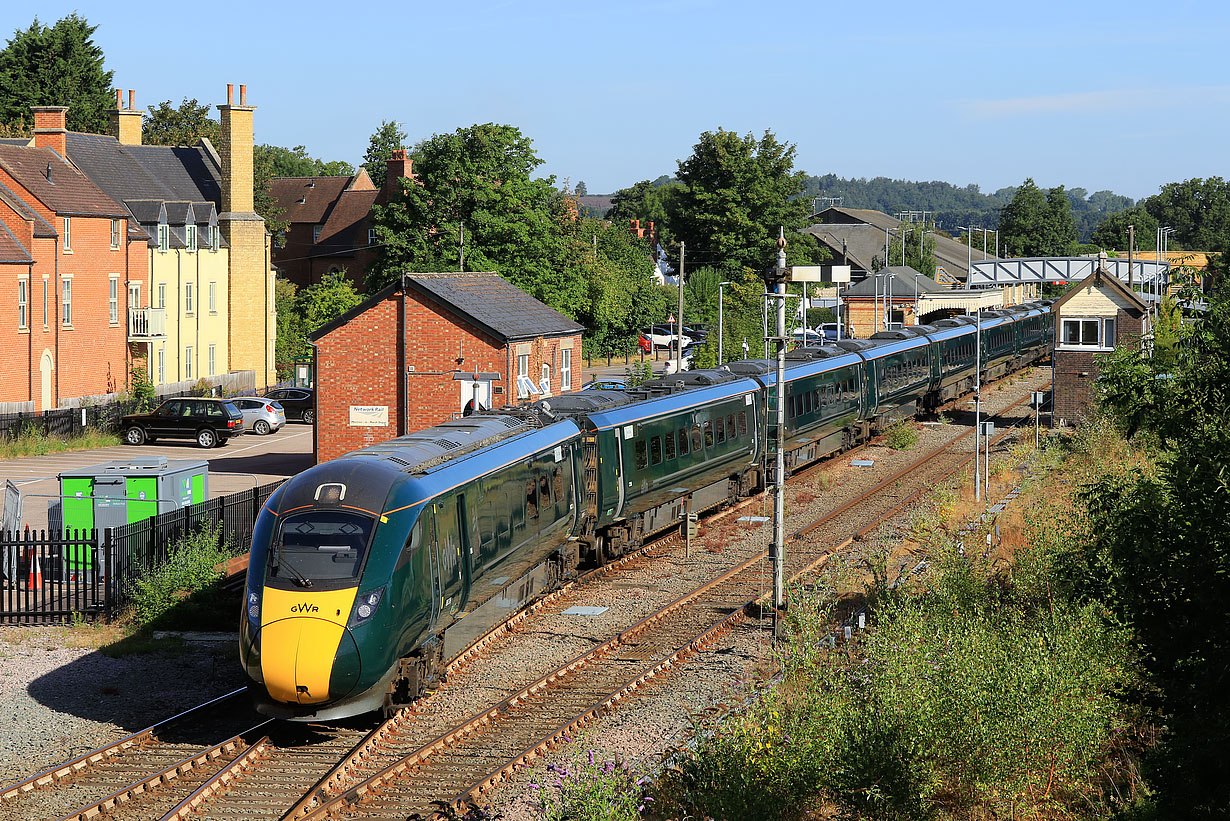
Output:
[[39, 349, 53, 411]]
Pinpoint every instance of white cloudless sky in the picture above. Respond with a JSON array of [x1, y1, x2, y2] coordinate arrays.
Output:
[[23, 0, 1230, 200]]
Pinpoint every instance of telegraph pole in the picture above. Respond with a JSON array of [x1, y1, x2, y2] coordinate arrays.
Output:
[[677, 242, 686, 373]]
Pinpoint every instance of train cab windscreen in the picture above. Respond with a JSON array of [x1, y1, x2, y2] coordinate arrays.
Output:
[[269, 511, 374, 587]]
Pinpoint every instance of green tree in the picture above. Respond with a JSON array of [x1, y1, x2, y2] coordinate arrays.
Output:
[[1143, 176, 1230, 250], [361, 120, 407, 188], [0, 14, 114, 134], [253, 145, 289, 239], [605, 178, 681, 248], [574, 180, 587, 196], [273, 277, 306, 380], [668, 129, 825, 272], [297, 270, 363, 335], [998, 178, 1077, 257], [566, 217, 666, 356], [367, 123, 573, 310], [1090, 204, 1160, 252], [258, 143, 354, 178], [142, 98, 219, 146]]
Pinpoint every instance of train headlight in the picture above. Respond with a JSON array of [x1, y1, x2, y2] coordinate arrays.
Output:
[[349, 586, 385, 627], [246, 589, 261, 625]]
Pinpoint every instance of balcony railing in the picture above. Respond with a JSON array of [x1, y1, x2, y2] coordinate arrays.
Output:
[[128, 307, 167, 340]]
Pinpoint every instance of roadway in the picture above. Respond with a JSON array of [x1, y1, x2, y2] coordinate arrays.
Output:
[[0, 424, 315, 531]]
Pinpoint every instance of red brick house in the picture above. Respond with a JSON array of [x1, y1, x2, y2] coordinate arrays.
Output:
[[269, 151, 415, 291], [1051, 260, 1149, 425], [310, 271, 584, 461], [0, 108, 140, 411]]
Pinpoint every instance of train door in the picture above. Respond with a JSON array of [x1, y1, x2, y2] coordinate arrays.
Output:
[[422, 508, 442, 628], [613, 428, 627, 519], [454, 494, 473, 610], [433, 498, 464, 616]]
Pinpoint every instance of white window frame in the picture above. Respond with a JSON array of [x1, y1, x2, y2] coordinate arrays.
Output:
[[128, 282, 141, 310], [157, 223, 169, 253], [208, 281, 217, 313], [17, 278, 28, 329], [185, 281, 195, 314], [561, 348, 571, 391], [210, 225, 220, 251], [540, 362, 551, 394], [1059, 316, 1113, 351], [62, 217, 71, 252], [108, 276, 119, 324], [207, 344, 216, 376], [61, 277, 72, 326], [186, 224, 197, 252], [157, 347, 165, 383], [42, 278, 47, 326], [368, 227, 377, 246], [313, 224, 323, 243], [516, 353, 530, 398], [110, 218, 121, 249], [157, 282, 167, 309], [184, 345, 194, 379]]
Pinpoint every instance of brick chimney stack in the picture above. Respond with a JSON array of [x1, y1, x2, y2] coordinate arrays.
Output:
[[383, 149, 413, 198], [30, 106, 68, 157], [109, 89, 146, 146], [216, 82, 256, 215]]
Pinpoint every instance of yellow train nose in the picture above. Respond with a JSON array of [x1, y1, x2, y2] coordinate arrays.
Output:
[[259, 586, 361, 705]]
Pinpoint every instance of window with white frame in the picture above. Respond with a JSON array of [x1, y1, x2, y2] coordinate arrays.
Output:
[[17, 279, 27, 329], [1060, 317, 1115, 349], [516, 353, 529, 398], [184, 345, 193, 379], [208, 344, 216, 376], [42, 279, 47, 326], [157, 282, 166, 309], [62, 217, 71, 252], [561, 348, 571, 391], [210, 225, 219, 250], [157, 222, 169, 252], [540, 363, 551, 394], [128, 282, 140, 310], [185, 281, 195, 314], [110, 219, 121, 249], [157, 348, 165, 383], [186, 224, 197, 252], [61, 278, 71, 325], [109, 277, 119, 323], [313, 224, 323, 243], [368, 227, 377, 246], [209, 281, 216, 313]]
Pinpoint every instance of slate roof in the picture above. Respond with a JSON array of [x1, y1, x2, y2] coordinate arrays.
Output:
[[843, 266, 948, 297], [0, 220, 32, 263], [270, 176, 354, 224], [126, 143, 220, 203], [0, 144, 126, 217], [310, 272, 585, 344], [0, 178, 57, 237]]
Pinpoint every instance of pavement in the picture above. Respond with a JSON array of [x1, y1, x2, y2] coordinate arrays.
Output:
[[0, 424, 315, 531]]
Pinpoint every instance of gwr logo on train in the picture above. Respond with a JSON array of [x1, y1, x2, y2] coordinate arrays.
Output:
[[290, 602, 320, 614]]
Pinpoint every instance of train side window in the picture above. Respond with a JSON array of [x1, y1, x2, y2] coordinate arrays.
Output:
[[665, 429, 677, 460], [715, 416, 726, 444], [678, 427, 690, 456], [691, 424, 703, 453], [527, 477, 538, 521], [738, 411, 747, 436], [650, 435, 663, 465], [726, 414, 735, 438], [703, 420, 714, 448], [635, 439, 648, 470], [804, 390, 813, 414]]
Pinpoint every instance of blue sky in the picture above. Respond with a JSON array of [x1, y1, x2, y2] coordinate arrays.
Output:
[[26, 0, 1230, 200]]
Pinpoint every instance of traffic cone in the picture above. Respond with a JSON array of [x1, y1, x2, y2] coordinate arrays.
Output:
[[25, 548, 42, 588]]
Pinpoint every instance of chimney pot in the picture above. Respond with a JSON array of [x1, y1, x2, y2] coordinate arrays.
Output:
[[240, 84, 247, 105], [115, 89, 122, 109], [128, 90, 135, 110], [45, 163, 52, 182], [227, 83, 234, 105]]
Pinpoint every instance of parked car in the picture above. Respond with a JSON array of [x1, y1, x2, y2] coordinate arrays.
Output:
[[819, 322, 847, 340], [264, 387, 315, 423], [637, 333, 653, 353], [582, 378, 629, 391], [791, 327, 826, 344], [683, 323, 710, 342], [641, 324, 693, 350], [121, 398, 243, 448], [232, 397, 286, 435]]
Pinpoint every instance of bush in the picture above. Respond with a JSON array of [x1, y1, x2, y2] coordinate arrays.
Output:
[[129, 520, 235, 630], [883, 418, 918, 450], [532, 751, 652, 821]]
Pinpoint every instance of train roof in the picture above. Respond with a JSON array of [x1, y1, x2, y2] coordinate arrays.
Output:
[[582, 376, 762, 431], [346, 414, 534, 474]]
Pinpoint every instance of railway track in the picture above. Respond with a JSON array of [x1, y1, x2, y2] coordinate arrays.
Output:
[[1, 372, 1047, 821]]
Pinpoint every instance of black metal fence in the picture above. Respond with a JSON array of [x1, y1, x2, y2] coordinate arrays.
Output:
[[0, 382, 289, 443], [0, 479, 285, 624]]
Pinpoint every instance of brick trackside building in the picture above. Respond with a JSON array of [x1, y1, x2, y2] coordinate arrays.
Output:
[[310, 271, 584, 462]]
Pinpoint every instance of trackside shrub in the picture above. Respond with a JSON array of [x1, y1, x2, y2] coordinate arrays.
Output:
[[531, 750, 651, 820], [129, 520, 233, 629], [884, 418, 918, 450]]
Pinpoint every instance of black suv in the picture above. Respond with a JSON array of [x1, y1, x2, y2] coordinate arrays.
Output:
[[121, 398, 244, 448], [264, 387, 315, 424]]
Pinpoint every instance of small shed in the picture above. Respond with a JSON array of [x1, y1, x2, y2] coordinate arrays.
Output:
[[1051, 260, 1149, 425], [59, 458, 209, 532]]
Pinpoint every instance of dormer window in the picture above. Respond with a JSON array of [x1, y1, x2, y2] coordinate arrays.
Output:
[[313, 225, 323, 243], [157, 222, 169, 253], [186, 224, 197, 252], [210, 225, 220, 251]]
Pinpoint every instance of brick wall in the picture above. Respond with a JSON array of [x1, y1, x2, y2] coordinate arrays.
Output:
[[1052, 301, 1145, 425], [314, 287, 583, 463]]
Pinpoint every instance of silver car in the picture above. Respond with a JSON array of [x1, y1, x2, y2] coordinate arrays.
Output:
[[232, 397, 286, 435]]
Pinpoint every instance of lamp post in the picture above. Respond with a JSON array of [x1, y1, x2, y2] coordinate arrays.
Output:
[[717, 280, 732, 364]]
